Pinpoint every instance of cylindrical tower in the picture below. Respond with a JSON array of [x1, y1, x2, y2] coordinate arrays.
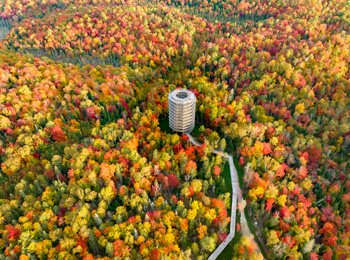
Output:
[[168, 89, 196, 133]]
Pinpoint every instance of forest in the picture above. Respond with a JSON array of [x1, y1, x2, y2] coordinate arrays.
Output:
[[0, 0, 349, 259]]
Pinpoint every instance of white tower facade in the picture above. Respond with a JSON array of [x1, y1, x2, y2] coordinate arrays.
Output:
[[168, 89, 196, 133]]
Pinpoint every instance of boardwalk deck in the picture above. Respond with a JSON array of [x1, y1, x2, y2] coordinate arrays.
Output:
[[186, 133, 262, 259]]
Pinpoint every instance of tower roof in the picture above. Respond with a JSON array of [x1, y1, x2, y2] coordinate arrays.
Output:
[[168, 89, 196, 104], [168, 89, 196, 134]]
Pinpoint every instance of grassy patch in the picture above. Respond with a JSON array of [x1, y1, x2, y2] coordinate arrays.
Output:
[[216, 161, 240, 260], [233, 159, 244, 190], [222, 160, 233, 194], [218, 160, 233, 230], [159, 116, 202, 136], [158, 117, 173, 134], [191, 122, 202, 138]]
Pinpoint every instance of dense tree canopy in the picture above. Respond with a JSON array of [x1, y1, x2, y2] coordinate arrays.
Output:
[[0, 0, 350, 259]]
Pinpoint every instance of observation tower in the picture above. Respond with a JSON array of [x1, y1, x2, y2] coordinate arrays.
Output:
[[168, 89, 196, 133]]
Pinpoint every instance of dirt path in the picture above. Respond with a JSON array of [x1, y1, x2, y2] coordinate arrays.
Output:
[[186, 133, 263, 259], [237, 187, 262, 255]]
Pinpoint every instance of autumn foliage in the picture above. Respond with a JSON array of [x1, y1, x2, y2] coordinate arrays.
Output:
[[0, 0, 350, 259]]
